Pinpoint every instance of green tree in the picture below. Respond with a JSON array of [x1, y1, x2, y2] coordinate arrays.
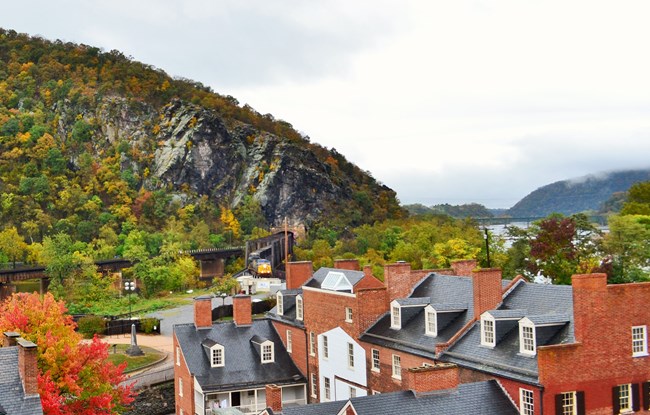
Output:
[[0, 226, 28, 267], [602, 214, 650, 282], [621, 181, 650, 215]]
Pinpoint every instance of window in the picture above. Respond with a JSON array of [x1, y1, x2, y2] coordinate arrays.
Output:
[[520, 323, 536, 355], [296, 296, 303, 320], [310, 332, 316, 356], [425, 308, 437, 336], [519, 388, 534, 415], [347, 342, 355, 368], [632, 326, 648, 357], [618, 383, 632, 412], [560, 392, 576, 415], [276, 292, 284, 315], [323, 335, 329, 359], [556, 391, 585, 415], [371, 349, 380, 372], [392, 354, 401, 379], [311, 373, 318, 398], [261, 342, 274, 363], [310, 373, 318, 399], [286, 330, 292, 353], [350, 387, 356, 398], [211, 345, 224, 367], [481, 315, 495, 347], [372, 390, 381, 395], [345, 307, 353, 323], [324, 377, 331, 401], [179, 378, 184, 397], [176, 346, 181, 366], [391, 304, 401, 329]]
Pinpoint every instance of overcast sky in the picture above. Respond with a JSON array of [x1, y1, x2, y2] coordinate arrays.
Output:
[[3, 1, 650, 208]]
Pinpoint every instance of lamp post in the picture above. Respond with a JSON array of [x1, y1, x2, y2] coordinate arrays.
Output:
[[124, 280, 136, 320]]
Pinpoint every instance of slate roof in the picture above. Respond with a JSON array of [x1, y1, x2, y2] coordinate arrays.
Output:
[[0, 347, 43, 415], [266, 289, 304, 328], [441, 280, 574, 385], [174, 318, 305, 392], [277, 380, 518, 415], [303, 268, 365, 292], [360, 273, 476, 358]]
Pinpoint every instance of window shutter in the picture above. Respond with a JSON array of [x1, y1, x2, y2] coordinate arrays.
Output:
[[612, 386, 620, 415], [576, 391, 585, 415], [632, 383, 640, 412], [643, 382, 650, 411], [555, 394, 563, 415]]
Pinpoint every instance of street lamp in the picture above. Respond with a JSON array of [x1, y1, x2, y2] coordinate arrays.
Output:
[[124, 280, 136, 320]]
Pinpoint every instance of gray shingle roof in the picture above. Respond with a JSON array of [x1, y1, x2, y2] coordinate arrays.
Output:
[[174, 318, 305, 392], [395, 297, 430, 306], [441, 280, 574, 384], [304, 268, 365, 292], [486, 309, 527, 319], [266, 289, 304, 328], [360, 274, 476, 358], [279, 380, 518, 415], [0, 347, 43, 415]]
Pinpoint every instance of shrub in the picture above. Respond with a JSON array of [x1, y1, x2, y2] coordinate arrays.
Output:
[[139, 317, 160, 334], [77, 315, 106, 338]]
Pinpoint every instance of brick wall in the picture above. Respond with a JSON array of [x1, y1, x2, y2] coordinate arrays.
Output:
[[537, 274, 650, 415], [497, 377, 542, 415], [233, 295, 252, 327], [265, 384, 282, 412], [451, 259, 477, 276], [334, 259, 360, 271], [286, 261, 313, 290], [193, 296, 212, 329], [17, 338, 38, 395], [363, 343, 436, 394], [402, 363, 459, 393], [471, 268, 502, 317], [173, 333, 195, 415], [383, 263, 420, 303], [271, 320, 308, 376], [356, 288, 388, 334]]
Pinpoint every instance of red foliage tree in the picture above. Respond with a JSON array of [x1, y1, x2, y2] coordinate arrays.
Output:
[[0, 293, 134, 415]]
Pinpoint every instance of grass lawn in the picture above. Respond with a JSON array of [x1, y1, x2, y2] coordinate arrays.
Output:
[[106, 344, 165, 373]]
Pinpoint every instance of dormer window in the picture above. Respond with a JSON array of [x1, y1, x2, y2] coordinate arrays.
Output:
[[425, 306, 437, 337], [391, 302, 401, 329], [277, 292, 284, 315], [211, 344, 225, 367], [296, 295, 303, 320], [261, 341, 274, 363], [519, 320, 536, 355], [480, 314, 495, 347]]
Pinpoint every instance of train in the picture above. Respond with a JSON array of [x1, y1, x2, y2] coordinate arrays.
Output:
[[247, 253, 272, 277]]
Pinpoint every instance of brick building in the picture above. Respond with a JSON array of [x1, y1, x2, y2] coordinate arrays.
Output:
[[0, 332, 43, 415]]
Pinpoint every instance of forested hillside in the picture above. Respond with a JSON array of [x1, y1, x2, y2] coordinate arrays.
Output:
[[0, 28, 402, 248], [507, 169, 650, 217]]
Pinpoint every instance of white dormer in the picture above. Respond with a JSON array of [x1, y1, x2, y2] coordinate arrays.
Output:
[[321, 271, 353, 292], [210, 344, 225, 368], [424, 305, 437, 337], [390, 300, 401, 329], [261, 340, 275, 364], [480, 313, 496, 347], [277, 291, 284, 316], [296, 295, 303, 320], [519, 318, 536, 356]]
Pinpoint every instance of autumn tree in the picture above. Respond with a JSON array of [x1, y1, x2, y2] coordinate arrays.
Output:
[[0, 226, 28, 267], [602, 214, 650, 282], [0, 292, 134, 415]]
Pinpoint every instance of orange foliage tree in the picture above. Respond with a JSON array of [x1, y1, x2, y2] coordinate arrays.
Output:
[[0, 293, 134, 415]]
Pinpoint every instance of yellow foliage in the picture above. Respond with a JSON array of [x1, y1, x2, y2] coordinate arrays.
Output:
[[152, 124, 161, 135], [220, 208, 241, 240], [188, 117, 197, 128]]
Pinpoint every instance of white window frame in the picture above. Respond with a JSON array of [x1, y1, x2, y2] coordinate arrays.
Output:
[[323, 335, 329, 359], [391, 302, 401, 329], [561, 391, 577, 415], [519, 320, 536, 356], [392, 354, 401, 379], [372, 390, 380, 395], [296, 295, 303, 321], [179, 377, 184, 397], [176, 346, 181, 366], [371, 348, 380, 372], [619, 383, 632, 412], [345, 306, 353, 323], [276, 292, 284, 315], [350, 386, 356, 398], [425, 306, 437, 337], [519, 388, 534, 415], [324, 377, 331, 401], [210, 344, 225, 368], [310, 331, 316, 356], [261, 341, 274, 364], [480, 313, 495, 347], [347, 342, 355, 368], [632, 325, 648, 357], [311, 373, 318, 398], [286, 330, 292, 353]]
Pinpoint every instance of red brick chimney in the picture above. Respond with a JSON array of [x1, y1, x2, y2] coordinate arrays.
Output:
[[3, 331, 20, 347], [286, 261, 313, 289], [233, 295, 252, 327], [384, 262, 419, 302], [471, 268, 503, 317], [403, 363, 459, 393], [571, 273, 607, 343], [451, 259, 477, 276], [17, 338, 39, 395], [363, 265, 373, 279], [194, 295, 213, 329], [265, 384, 282, 412], [334, 259, 360, 271]]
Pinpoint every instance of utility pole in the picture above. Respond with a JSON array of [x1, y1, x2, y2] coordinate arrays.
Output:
[[484, 228, 491, 268], [284, 217, 290, 281], [124, 280, 136, 320]]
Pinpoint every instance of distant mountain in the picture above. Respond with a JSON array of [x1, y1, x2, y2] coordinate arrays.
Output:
[[506, 169, 650, 217], [404, 203, 493, 218]]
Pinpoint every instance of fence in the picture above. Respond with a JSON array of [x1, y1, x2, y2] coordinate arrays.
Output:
[[73, 315, 162, 336], [211, 299, 275, 321]]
